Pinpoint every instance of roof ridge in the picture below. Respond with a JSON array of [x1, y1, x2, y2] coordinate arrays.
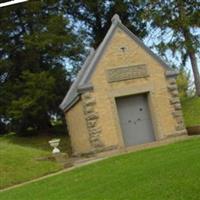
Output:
[[78, 17, 120, 87]]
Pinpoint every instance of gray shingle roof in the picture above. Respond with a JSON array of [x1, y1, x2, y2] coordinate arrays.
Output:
[[59, 48, 95, 111]]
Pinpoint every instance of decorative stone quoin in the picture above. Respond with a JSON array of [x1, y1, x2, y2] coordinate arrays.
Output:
[[166, 76, 187, 135], [81, 92, 104, 150]]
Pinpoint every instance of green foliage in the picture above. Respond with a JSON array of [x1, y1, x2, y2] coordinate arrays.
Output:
[[145, 0, 200, 95], [145, 0, 200, 52], [181, 97, 200, 127], [0, 120, 6, 135], [0, 1, 84, 134], [7, 71, 55, 134], [176, 67, 191, 99], [65, 0, 148, 48], [1, 138, 200, 199]]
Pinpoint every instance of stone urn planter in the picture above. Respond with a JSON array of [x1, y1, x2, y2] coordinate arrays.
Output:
[[187, 126, 200, 135], [49, 138, 61, 154]]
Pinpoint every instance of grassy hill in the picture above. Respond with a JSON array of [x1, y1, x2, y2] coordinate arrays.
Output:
[[181, 97, 200, 127], [0, 96, 199, 192], [0, 133, 70, 189], [1, 137, 200, 200]]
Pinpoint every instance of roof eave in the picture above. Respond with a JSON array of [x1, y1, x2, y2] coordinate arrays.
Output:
[[59, 48, 96, 111], [61, 96, 80, 112], [77, 83, 93, 93]]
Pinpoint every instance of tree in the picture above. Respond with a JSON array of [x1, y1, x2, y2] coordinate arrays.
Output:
[[64, 0, 148, 48], [0, 1, 84, 134], [7, 71, 55, 134], [176, 66, 192, 99], [145, 0, 200, 96]]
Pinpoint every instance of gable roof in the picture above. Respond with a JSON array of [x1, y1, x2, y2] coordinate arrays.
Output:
[[60, 14, 174, 112]]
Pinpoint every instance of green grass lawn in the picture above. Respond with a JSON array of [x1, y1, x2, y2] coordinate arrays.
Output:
[[181, 97, 200, 127], [0, 97, 199, 194], [1, 137, 200, 200], [0, 133, 71, 189]]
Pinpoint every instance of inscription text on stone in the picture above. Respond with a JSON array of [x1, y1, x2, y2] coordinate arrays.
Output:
[[107, 65, 149, 83]]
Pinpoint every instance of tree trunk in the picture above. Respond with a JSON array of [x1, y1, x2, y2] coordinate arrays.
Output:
[[182, 28, 200, 96], [188, 52, 200, 96], [177, 0, 200, 96]]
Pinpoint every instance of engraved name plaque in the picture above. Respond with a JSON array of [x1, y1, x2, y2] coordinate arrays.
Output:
[[106, 64, 149, 83]]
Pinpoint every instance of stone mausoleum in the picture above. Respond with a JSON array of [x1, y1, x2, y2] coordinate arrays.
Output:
[[60, 14, 187, 155]]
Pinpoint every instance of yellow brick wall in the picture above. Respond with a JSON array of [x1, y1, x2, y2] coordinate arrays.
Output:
[[65, 101, 91, 154], [91, 27, 177, 148]]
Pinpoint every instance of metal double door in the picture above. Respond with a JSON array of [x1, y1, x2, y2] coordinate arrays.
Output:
[[116, 94, 155, 146]]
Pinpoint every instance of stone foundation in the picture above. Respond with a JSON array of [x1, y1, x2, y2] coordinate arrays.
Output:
[[187, 126, 200, 135], [72, 145, 119, 157]]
